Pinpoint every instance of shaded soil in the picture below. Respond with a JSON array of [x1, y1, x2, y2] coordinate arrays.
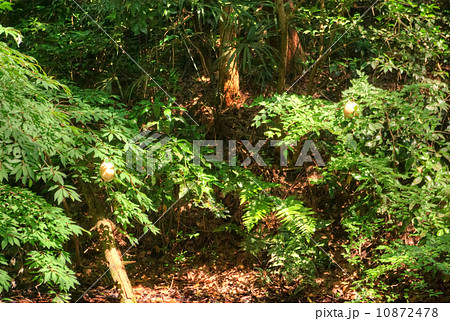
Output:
[[3, 239, 360, 303]]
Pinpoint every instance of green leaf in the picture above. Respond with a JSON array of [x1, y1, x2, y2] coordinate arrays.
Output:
[[411, 177, 422, 186]]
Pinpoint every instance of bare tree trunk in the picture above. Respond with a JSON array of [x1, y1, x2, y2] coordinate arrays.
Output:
[[306, 0, 325, 96], [62, 199, 81, 268], [96, 218, 136, 303], [82, 183, 137, 303], [287, 28, 307, 72], [277, 0, 288, 94], [218, 5, 240, 109], [192, 10, 213, 78]]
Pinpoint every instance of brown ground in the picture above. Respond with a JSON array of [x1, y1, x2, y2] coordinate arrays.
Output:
[[3, 238, 360, 303]]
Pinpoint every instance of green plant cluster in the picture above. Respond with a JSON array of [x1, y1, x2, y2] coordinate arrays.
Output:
[[0, 184, 82, 302], [6, 0, 449, 98], [1, 0, 449, 303], [251, 73, 449, 301], [0, 21, 313, 300]]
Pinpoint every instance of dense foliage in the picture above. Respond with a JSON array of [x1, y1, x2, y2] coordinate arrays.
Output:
[[0, 0, 448, 302], [251, 74, 449, 300]]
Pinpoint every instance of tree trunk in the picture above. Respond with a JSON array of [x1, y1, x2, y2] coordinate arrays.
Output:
[[287, 28, 307, 73], [82, 183, 137, 303], [277, 0, 288, 94], [192, 10, 213, 79], [62, 199, 81, 268], [96, 218, 136, 303], [218, 5, 240, 109], [307, 0, 325, 96]]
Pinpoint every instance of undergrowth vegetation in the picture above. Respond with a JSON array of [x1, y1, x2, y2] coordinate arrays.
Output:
[[251, 74, 450, 301], [0, 0, 449, 302]]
